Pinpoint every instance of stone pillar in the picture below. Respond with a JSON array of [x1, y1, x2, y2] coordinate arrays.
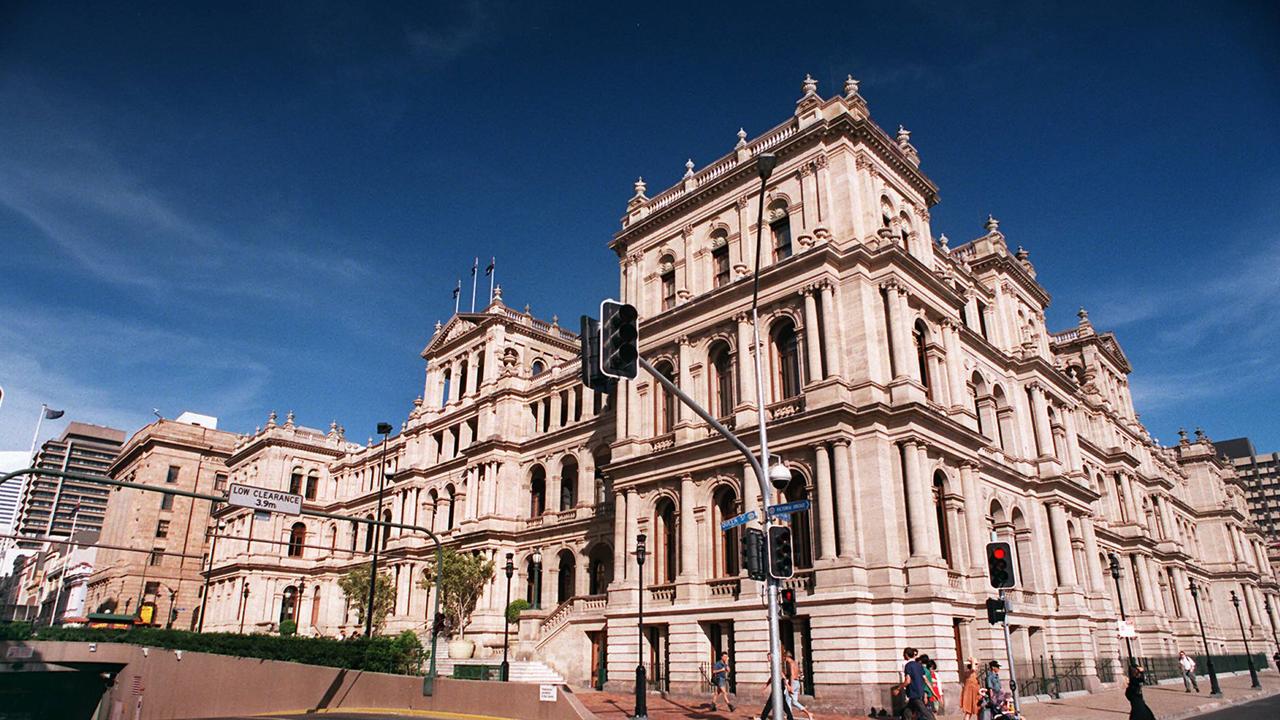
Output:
[[735, 314, 757, 409], [466, 350, 480, 395], [678, 476, 699, 581], [448, 362, 461, 404], [903, 440, 931, 559], [884, 282, 909, 379], [961, 463, 987, 572], [677, 337, 693, 424], [1047, 503, 1079, 588], [1030, 385, 1055, 458], [1134, 554, 1159, 614], [614, 491, 628, 583], [1081, 519, 1106, 594], [802, 286, 824, 383], [942, 319, 965, 409], [819, 282, 842, 378], [624, 489, 638, 582], [578, 450, 595, 507], [814, 444, 837, 561], [1158, 498, 1176, 542], [1120, 474, 1140, 525], [831, 439, 856, 559], [743, 462, 761, 517]]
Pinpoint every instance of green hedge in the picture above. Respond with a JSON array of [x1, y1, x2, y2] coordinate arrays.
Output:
[[0, 622, 423, 675]]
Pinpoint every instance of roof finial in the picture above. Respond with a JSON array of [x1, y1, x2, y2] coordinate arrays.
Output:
[[1194, 427, 1207, 441], [735, 128, 747, 149], [801, 73, 818, 96], [433, 319, 442, 334], [1077, 306, 1090, 324], [683, 158, 695, 179], [897, 125, 911, 146], [329, 420, 338, 434], [266, 410, 277, 427], [284, 410, 295, 427], [938, 233, 949, 250], [632, 176, 647, 199], [493, 284, 503, 301], [1015, 245, 1029, 261], [1178, 427, 1189, 444], [844, 74, 860, 98], [985, 214, 1000, 233]]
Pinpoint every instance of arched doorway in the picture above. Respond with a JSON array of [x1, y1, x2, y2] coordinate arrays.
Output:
[[587, 544, 613, 595], [557, 550, 576, 604]]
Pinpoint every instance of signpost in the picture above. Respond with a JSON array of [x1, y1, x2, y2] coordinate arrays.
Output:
[[766, 499, 810, 518], [720, 510, 758, 532], [228, 483, 302, 516]]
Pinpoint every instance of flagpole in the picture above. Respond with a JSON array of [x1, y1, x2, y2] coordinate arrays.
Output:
[[49, 503, 79, 626], [29, 404, 47, 461], [469, 258, 479, 313], [453, 279, 461, 314], [487, 257, 496, 304]]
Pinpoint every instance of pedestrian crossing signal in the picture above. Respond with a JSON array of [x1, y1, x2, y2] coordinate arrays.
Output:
[[780, 588, 797, 617], [985, 596, 1008, 624], [986, 541, 1016, 589]]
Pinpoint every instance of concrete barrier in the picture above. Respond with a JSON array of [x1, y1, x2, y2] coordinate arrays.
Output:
[[0, 641, 590, 719]]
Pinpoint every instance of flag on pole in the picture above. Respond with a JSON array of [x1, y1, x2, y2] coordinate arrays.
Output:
[[485, 258, 494, 276], [44, 407, 65, 420]]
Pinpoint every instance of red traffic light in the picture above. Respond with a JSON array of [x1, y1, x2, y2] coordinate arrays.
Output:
[[993, 547, 1006, 559]]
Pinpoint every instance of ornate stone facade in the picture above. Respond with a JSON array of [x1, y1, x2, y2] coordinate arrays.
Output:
[[182, 77, 1276, 708]]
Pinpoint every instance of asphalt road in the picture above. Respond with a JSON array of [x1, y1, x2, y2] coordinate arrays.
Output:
[[1192, 692, 1280, 719]]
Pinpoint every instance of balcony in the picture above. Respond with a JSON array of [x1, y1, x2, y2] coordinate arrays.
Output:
[[648, 583, 676, 604], [766, 396, 806, 421], [649, 433, 676, 452], [708, 577, 741, 599]]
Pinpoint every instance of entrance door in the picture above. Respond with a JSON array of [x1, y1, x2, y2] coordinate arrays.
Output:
[[589, 630, 608, 690], [646, 625, 669, 692], [706, 620, 737, 693], [779, 617, 815, 696]]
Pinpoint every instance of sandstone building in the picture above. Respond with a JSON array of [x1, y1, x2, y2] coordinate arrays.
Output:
[[95, 76, 1278, 707]]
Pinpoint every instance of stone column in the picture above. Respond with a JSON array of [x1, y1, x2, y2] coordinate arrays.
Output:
[[802, 286, 824, 383], [831, 439, 856, 559], [903, 440, 931, 559], [624, 489, 639, 582], [448, 362, 461, 404], [1134, 554, 1159, 614], [1080, 519, 1106, 594], [677, 337, 693, 424], [743, 462, 761, 517], [942, 319, 965, 409], [1030, 385, 1055, 458], [814, 444, 837, 561], [578, 450, 595, 507], [614, 491, 629, 583], [883, 282, 909, 379], [678, 476, 699, 581], [1120, 474, 1140, 525], [735, 314, 757, 409], [1158, 498, 1176, 542], [1047, 502, 1079, 588], [466, 350, 480, 395], [550, 392, 563, 432], [961, 463, 987, 572], [819, 282, 842, 378]]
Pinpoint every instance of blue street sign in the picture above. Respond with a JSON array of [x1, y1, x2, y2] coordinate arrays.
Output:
[[766, 499, 811, 518], [720, 510, 757, 532]]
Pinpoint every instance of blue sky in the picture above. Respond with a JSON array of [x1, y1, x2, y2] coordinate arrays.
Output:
[[1, 1, 1277, 452]]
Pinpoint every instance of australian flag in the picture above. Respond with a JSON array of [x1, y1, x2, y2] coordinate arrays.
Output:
[[44, 407, 65, 420]]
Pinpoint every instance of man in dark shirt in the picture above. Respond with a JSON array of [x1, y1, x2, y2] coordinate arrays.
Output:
[[899, 647, 935, 720]]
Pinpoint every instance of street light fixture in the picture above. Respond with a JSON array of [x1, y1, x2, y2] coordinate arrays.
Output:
[[634, 533, 648, 720], [198, 519, 226, 633], [296, 577, 306, 634], [1107, 553, 1134, 668], [501, 553, 515, 682], [1188, 579, 1222, 696], [365, 421, 393, 638], [1229, 590, 1261, 688], [239, 583, 250, 634]]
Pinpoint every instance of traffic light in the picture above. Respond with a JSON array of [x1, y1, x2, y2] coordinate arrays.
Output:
[[985, 596, 1008, 624], [780, 588, 797, 617], [985, 541, 1016, 589], [767, 525, 794, 580], [599, 300, 639, 380], [579, 316, 614, 393], [741, 528, 767, 581]]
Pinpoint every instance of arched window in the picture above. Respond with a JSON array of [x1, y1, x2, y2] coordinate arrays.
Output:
[[880, 196, 894, 229], [446, 485, 457, 529], [769, 202, 792, 261], [710, 231, 731, 288], [327, 523, 337, 552], [712, 486, 740, 577], [529, 466, 546, 517], [975, 300, 990, 339], [588, 544, 613, 595], [559, 456, 578, 511], [654, 498, 678, 584], [992, 385, 1013, 452], [288, 522, 306, 558], [350, 519, 359, 552], [557, 549, 576, 604], [280, 585, 298, 623], [525, 556, 543, 608], [381, 509, 392, 548], [531, 359, 546, 377], [440, 369, 452, 407], [708, 341, 736, 418], [913, 319, 932, 397], [305, 470, 318, 500], [1011, 508, 1033, 589], [783, 470, 813, 569], [654, 360, 677, 434], [932, 471, 953, 568], [771, 318, 802, 400], [458, 358, 470, 399], [289, 467, 303, 496], [363, 514, 375, 552], [659, 255, 676, 311]]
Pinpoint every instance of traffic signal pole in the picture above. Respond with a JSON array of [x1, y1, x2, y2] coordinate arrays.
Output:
[[638, 357, 786, 720], [999, 589, 1020, 715]]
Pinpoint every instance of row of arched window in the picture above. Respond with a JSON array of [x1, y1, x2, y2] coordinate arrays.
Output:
[[528, 450, 610, 517], [655, 203, 792, 312], [288, 467, 319, 500]]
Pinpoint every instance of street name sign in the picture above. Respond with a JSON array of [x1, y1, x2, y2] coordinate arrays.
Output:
[[228, 482, 303, 516], [766, 499, 811, 518], [720, 510, 758, 532]]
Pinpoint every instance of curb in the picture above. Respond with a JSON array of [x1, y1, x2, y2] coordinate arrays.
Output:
[[1161, 685, 1280, 720]]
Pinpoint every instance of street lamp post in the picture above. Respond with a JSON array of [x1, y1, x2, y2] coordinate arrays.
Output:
[[239, 583, 250, 634], [1107, 553, 1134, 668], [501, 553, 514, 682], [296, 577, 306, 634], [1229, 590, 1261, 688], [48, 501, 81, 627], [365, 422, 393, 638], [166, 587, 177, 629], [634, 533, 648, 720], [1188, 579, 1222, 696], [198, 519, 226, 633]]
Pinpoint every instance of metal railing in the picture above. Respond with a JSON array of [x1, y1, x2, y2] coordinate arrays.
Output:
[[1097, 653, 1270, 684]]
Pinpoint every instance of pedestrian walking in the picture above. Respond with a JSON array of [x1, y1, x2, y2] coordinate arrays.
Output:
[[710, 651, 734, 712], [982, 661, 1005, 712], [1177, 650, 1199, 693], [919, 654, 942, 714], [960, 657, 981, 720], [757, 652, 795, 720], [782, 649, 814, 720], [896, 647, 936, 720], [1125, 663, 1156, 720]]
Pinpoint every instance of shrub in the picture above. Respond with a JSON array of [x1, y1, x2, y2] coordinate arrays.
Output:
[[279, 619, 297, 637], [505, 599, 531, 625]]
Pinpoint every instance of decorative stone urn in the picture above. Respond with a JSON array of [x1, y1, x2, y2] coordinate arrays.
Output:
[[447, 638, 476, 660]]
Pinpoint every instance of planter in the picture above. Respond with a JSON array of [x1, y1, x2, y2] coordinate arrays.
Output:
[[447, 638, 476, 660]]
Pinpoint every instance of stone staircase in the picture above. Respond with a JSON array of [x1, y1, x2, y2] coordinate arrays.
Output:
[[431, 656, 566, 685]]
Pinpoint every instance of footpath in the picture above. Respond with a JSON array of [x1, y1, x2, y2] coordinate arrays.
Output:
[[574, 669, 1280, 720]]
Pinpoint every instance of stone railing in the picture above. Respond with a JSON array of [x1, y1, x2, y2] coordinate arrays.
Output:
[[948, 571, 965, 591], [708, 577, 741, 599], [649, 432, 676, 452], [649, 584, 676, 604], [537, 597, 577, 639], [766, 396, 806, 421], [781, 568, 815, 593], [1051, 328, 1082, 344], [582, 593, 608, 611]]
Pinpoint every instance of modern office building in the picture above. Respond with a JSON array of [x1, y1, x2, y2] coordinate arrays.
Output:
[[14, 423, 126, 549], [1218, 437, 1280, 542]]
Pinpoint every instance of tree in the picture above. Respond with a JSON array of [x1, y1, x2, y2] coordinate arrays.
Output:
[[420, 548, 494, 637], [338, 565, 395, 635]]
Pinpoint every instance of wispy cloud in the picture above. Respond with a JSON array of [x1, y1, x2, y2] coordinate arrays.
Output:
[[405, 0, 499, 63]]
